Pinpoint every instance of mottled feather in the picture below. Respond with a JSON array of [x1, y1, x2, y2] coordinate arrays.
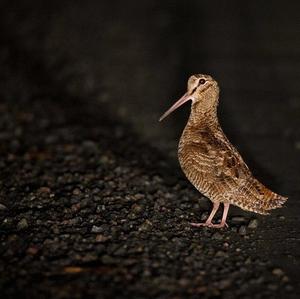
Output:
[[176, 74, 287, 215]]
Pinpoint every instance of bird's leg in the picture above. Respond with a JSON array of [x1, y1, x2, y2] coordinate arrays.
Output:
[[210, 203, 230, 228], [190, 202, 220, 227]]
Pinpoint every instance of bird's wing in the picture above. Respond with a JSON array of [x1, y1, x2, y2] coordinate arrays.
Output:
[[185, 136, 251, 194], [183, 130, 286, 214]]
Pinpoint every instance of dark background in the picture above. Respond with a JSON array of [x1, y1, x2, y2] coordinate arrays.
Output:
[[0, 1, 299, 298]]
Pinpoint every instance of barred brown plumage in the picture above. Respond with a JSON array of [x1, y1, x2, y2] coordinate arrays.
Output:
[[159, 74, 287, 228]]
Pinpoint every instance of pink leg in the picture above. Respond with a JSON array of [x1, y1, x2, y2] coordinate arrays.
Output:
[[191, 203, 230, 229], [190, 202, 220, 227], [209, 203, 230, 228]]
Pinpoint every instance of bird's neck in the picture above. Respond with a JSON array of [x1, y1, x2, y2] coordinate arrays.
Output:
[[188, 92, 219, 127]]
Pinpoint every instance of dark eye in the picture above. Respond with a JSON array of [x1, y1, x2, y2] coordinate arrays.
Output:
[[199, 79, 206, 85]]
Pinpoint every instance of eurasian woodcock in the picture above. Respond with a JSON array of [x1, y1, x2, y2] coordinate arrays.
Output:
[[159, 74, 287, 228]]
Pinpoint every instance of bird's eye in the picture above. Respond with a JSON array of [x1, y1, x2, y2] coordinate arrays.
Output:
[[199, 79, 206, 85]]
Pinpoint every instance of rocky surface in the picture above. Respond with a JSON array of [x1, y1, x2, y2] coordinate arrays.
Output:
[[0, 1, 299, 298]]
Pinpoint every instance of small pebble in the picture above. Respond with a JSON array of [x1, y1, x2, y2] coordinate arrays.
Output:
[[131, 204, 143, 214], [37, 187, 51, 193], [272, 268, 284, 277], [282, 275, 289, 282], [231, 216, 247, 224], [218, 279, 232, 289], [138, 220, 152, 232], [91, 225, 103, 233], [215, 250, 226, 257], [244, 257, 251, 265], [212, 232, 223, 240], [223, 242, 229, 248], [17, 218, 29, 230], [72, 188, 82, 195], [230, 227, 238, 233], [95, 234, 109, 243], [178, 278, 190, 287], [133, 193, 145, 201], [0, 203, 7, 210], [200, 213, 208, 221], [99, 155, 110, 164], [238, 225, 247, 236], [26, 246, 39, 255], [248, 219, 258, 229]]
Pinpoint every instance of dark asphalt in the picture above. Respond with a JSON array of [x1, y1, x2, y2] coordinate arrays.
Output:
[[0, 1, 300, 298]]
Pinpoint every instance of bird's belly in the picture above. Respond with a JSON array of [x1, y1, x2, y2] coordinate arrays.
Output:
[[178, 150, 220, 202]]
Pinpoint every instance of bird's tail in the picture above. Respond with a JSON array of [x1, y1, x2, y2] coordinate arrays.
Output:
[[233, 177, 288, 215], [259, 189, 288, 213]]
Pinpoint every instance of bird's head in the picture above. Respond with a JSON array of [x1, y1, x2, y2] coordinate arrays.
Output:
[[159, 74, 219, 121]]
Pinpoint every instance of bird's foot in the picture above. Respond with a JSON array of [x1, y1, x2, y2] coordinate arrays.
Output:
[[190, 221, 228, 229], [190, 222, 212, 227], [209, 222, 228, 228]]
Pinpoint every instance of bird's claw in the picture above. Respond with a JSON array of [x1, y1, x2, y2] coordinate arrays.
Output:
[[190, 222, 211, 227], [209, 222, 228, 228], [190, 222, 228, 229]]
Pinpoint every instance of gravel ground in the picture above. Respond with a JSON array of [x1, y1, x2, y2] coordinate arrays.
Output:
[[0, 1, 299, 299]]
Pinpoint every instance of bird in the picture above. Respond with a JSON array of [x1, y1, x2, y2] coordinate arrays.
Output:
[[159, 74, 287, 228]]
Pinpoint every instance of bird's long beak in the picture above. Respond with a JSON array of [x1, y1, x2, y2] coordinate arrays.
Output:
[[159, 92, 194, 122]]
